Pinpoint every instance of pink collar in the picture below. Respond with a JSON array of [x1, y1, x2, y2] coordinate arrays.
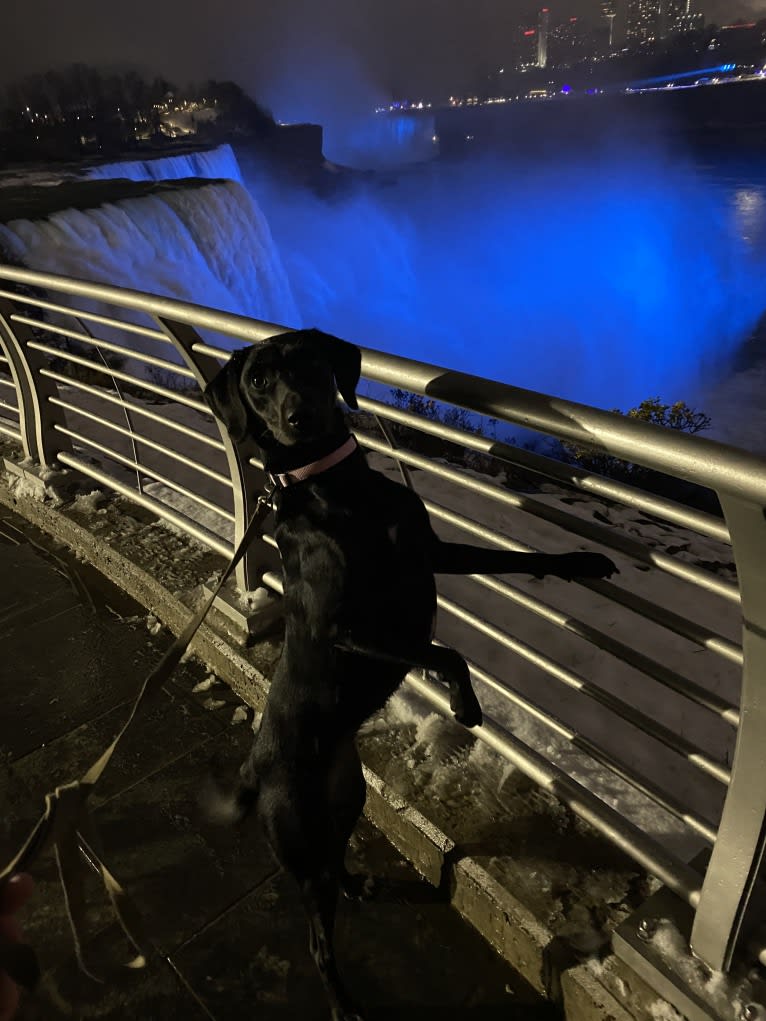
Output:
[[272, 436, 357, 488]]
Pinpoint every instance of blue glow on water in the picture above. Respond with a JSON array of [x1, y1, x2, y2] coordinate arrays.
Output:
[[631, 64, 738, 88], [323, 112, 438, 168], [247, 140, 766, 412]]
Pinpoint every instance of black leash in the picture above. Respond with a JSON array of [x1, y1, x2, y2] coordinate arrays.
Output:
[[0, 483, 275, 988]]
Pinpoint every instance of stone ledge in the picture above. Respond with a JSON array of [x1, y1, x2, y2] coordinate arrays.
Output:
[[0, 452, 670, 1021]]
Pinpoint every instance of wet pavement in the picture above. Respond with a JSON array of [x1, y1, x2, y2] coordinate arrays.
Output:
[[0, 506, 558, 1020]]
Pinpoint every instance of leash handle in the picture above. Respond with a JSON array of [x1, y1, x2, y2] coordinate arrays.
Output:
[[0, 484, 275, 985]]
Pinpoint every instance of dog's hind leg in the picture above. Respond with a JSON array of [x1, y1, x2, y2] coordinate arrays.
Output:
[[327, 737, 369, 900], [301, 871, 364, 1021], [336, 637, 483, 728], [260, 788, 362, 1019], [425, 644, 483, 728]]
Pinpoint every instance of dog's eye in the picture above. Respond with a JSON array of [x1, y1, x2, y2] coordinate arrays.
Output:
[[251, 374, 269, 391]]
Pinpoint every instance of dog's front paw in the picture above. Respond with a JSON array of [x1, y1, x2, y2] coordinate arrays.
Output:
[[556, 552, 619, 581]]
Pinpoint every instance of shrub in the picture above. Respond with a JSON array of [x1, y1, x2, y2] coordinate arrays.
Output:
[[560, 397, 711, 481], [377, 388, 503, 474]]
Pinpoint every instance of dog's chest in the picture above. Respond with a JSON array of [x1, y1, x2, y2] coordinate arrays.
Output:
[[274, 487, 403, 605]]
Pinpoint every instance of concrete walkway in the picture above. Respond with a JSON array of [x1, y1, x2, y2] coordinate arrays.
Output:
[[0, 506, 558, 1021]]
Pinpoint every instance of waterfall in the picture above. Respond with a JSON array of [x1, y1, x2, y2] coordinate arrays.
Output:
[[84, 144, 244, 185], [0, 148, 300, 344]]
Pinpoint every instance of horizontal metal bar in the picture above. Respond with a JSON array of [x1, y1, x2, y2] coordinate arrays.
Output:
[[54, 424, 234, 523], [55, 451, 233, 558], [425, 498, 739, 725], [0, 401, 19, 416], [261, 570, 283, 595], [454, 650, 718, 844], [12, 314, 196, 379], [0, 266, 287, 345], [0, 378, 17, 390], [0, 288, 169, 341], [49, 397, 232, 489], [39, 370, 225, 451], [0, 421, 20, 440], [405, 667, 703, 907], [359, 346, 766, 508], [474, 568, 739, 728], [190, 341, 233, 361], [582, 576, 743, 665], [360, 433, 740, 605], [28, 341, 208, 412], [358, 396, 730, 544], [437, 592, 731, 785]]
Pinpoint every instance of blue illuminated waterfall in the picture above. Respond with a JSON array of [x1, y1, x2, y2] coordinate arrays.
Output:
[[0, 146, 298, 331]]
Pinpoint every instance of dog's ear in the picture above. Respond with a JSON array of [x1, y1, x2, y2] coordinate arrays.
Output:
[[204, 347, 251, 442], [306, 328, 361, 410]]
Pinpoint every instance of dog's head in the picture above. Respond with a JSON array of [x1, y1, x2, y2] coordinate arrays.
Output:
[[204, 328, 361, 448]]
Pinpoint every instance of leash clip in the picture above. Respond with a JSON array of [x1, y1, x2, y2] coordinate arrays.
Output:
[[260, 478, 277, 509]]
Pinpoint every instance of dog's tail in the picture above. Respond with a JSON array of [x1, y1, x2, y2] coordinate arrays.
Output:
[[200, 777, 259, 826]]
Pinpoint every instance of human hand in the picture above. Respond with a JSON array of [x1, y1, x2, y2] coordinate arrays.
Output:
[[0, 874, 35, 1021]]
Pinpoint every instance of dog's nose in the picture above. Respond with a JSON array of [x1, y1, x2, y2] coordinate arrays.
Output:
[[287, 409, 307, 428]]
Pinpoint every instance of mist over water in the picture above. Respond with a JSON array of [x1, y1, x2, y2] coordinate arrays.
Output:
[[244, 130, 766, 417]]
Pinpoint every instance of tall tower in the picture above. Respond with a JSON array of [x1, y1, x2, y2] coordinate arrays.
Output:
[[537, 8, 550, 68], [601, 1, 618, 50]]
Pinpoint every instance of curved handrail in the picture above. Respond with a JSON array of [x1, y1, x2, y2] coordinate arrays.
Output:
[[2, 263, 766, 505]]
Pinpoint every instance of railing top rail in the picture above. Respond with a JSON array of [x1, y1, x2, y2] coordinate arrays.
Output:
[[360, 348, 766, 508], [0, 264, 285, 344], [3, 263, 765, 506]]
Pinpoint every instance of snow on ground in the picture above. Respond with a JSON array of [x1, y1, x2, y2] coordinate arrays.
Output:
[[0, 167, 80, 189], [0, 144, 239, 191]]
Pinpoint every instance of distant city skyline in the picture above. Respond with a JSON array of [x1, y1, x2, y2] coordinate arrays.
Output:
[[1, 0, 765, 129]]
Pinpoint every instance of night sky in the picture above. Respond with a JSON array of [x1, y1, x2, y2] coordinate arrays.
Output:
[[3, 0, 766, 124]]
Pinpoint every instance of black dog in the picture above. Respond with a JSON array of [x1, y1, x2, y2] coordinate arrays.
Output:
[[204, 328, 617, 1020]]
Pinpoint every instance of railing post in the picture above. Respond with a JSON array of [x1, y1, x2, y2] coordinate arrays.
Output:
[[689, 494, 766, 972], [152, 317, 272, 593], [0, 296, 71, 466]]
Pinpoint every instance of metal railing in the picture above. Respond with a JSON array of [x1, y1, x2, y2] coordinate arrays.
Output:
[[0, 264, 764, 990]]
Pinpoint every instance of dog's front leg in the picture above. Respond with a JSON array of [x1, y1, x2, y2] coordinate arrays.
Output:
[[336, 637, 482, 728], [432, 541, 618, 581]]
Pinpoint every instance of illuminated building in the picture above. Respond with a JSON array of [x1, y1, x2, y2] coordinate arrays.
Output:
[[675, 10, 705, 34], [548, 17, 589, 65], [537, 8, 550, 68], [662, 0, 690, 37], [627, 0, 704, 43], [626, 0, 661, 43], [512, 24, 539, 70]]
